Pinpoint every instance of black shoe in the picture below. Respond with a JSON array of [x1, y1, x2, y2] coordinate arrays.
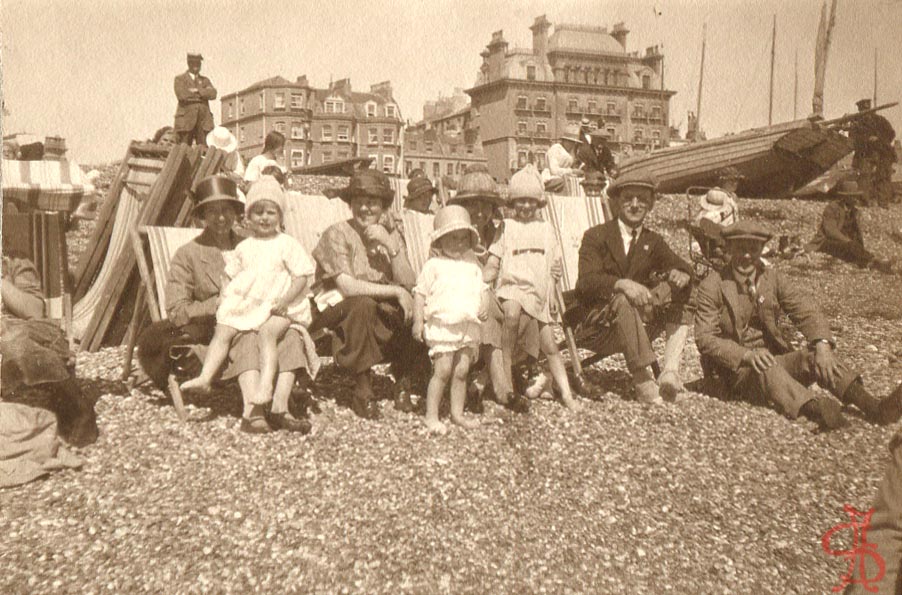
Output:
[[877, 382, 902, 425], [351, 392, 382, 420], [465, 384, 485, 414], [505, 392, 530, 414], [268, 412, 312, 434], [240, 416, 273, 434], [801, 397, 849, 431], [394, 389, 415, 414]]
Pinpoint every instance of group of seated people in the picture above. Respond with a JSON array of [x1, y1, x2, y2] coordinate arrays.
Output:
[[120, 161, 902, 437]]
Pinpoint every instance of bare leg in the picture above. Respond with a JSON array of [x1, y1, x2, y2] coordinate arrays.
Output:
[[255, 315, 291, 404], [181, 324, 239, 393], [425, 353, 452, 435], [237, 370, 266, 419], [270, 371, 297, 415], [658, 323, 689, 401], [450, 350, 479, 429], [500, 300, 523, 394], [539, 325, 581, 411], [485, 346, 511, 401]]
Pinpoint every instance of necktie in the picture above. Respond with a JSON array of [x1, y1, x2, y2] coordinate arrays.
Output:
[[746, 276, 759, 303], [627, 229, 638, 258]]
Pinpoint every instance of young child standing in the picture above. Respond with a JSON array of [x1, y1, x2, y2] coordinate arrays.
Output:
[[413, 206, 488, 434], [485, 167, 581, 412], [181, 176, 316, 405]]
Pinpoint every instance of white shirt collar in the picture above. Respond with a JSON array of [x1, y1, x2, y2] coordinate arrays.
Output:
[[617, 218, 642, 255]]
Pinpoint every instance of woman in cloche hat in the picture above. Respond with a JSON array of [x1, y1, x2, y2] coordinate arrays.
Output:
[[136, 175, 313, 434]]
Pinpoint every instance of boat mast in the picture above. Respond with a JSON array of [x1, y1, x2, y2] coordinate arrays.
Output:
[[768, 14, 776, 125], [793, 48, 798, 119], [696, 22, 706, 137]]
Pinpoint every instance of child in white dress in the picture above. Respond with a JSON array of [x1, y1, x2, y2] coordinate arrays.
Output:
[[485, 167, 581, 412], [181, 176, 315, 405], [413, 206, 489, 434]]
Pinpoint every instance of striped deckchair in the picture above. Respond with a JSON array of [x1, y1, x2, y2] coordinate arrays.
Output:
[[282, 192, 352, 255], [131, 226, 204, 322], [1, 159, 95, 213], [398, 209, 434, 276]]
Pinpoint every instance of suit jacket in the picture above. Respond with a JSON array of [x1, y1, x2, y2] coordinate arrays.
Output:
[[575, 219, 691, 307], [806, 200, 863, 252], [694, 265, 831, 372], [173, 71, 217, 133], [165, 228, 243, 327]]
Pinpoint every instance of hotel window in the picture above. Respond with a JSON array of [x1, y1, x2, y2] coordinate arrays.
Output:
[[517, 121, 527, 135], [259, 92, 264, 110], [321, 125, 332, 141], [366, 102, 377, 117], [240, 98, 246, 115], [368, 128, 379, 144], [651, 106, 663, 120], [447, 163, 454, 175], [433, 162, 440, 177], [291, 93, 304, 109], [338, 151, 350, 160], [606, 127, 617, 138], [409, 140, 417, 151], [337, 125, 349, 141], [369, 155, 379, 169], [642, 75, 651, 90], [290, 149, 305, 168], [634, 128, 644, 140], [383, 155, 395, 174], [536, 151, 546, 169], [587, 100, 597, 113], [419, 161, 426, 171], [652, 130, 661, 139], [535, 97, 547, 111], [275, 121, 286, 133], [291, 122, 304, 140], [385, 105, 397, 118], [239, 127, 246, 142], [607, 101, 617, 115], [516, 95, 528, 110], [450, 144, 457, 154], [467, 145, 473, 154], [325, 99, 344, 113], [526, 65, 536, 81], [517, 149, 528, 164], [274, 93, 286, 110], [227, 103, 233, 119], [383, 128, 393, 144], [426, 141, 433, 153], [633, 104, 645, 118], [568, 98, 579, 112], [322, 151, 333, 163]]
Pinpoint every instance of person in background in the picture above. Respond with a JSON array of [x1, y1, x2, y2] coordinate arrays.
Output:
[[404, 177, 438, 214], [244, 131, 286, 185], [805, 179, 894, 273], [541, 127, 583, 193], [695, 221, 902, 432], [151, 126, 178, 147], [173, 53, 217, 146], [206, 126, 245, 181], [848, 98, 897, 208]]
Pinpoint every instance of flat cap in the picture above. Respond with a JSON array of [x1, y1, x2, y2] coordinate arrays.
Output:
[[607, 170, 658, 198], [721, 221, 773, 243]]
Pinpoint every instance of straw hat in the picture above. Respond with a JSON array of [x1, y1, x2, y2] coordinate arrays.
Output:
[[449, 170, 503, 207], [429, 205, 479, 246], [246, 175, 286, 215], [508, 166, 547, 206], [191, 175, 244, 216], [206, 126, 238, 153]]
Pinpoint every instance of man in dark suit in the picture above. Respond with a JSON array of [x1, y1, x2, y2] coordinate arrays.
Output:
[[695, 221, 902, 431], [849, 98, 897, 207], [805, 179, 894, 273], [173, 53, 217, 146], [575, 171, 693, 404]]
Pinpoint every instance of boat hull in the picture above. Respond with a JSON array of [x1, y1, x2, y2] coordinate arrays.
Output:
[[617, 119, 852, 197]]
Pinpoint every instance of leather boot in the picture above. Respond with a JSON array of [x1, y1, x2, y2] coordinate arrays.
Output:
[[351, 391, 381, 420], [800, 396, 849, 431], [841, 380, 884, 424], [876, 381, 902, 426]]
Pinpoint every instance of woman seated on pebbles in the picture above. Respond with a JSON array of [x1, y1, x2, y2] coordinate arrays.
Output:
[[136, 175, 316, 435], [310, 169, 430, 420]]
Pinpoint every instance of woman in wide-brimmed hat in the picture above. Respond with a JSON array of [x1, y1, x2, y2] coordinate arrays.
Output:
[[206, 126, 245, 180], [310, 169, 430, 420], [136, 175, 314, 434]]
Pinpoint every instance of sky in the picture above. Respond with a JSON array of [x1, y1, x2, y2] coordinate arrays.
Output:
[[2, 0, 901, 164]]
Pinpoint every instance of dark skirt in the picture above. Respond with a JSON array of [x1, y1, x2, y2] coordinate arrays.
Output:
[[136, 315, 309, 391], [1, 317, 72, 393]]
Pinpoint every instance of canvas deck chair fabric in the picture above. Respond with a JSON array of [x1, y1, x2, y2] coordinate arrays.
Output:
[[398, 209, 434, 276], [1, 212, 73, 340], [1, 159, 95, 213]]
